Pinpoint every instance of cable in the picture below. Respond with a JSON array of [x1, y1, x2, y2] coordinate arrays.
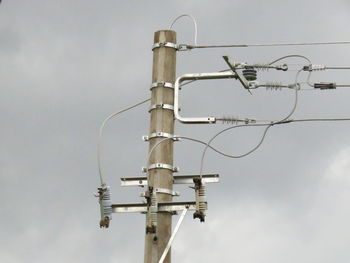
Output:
[[147, 136, 239, 168], [186, 40, 350, 50], [97, 98, 150, 186], [146, 116, 350, 181], [198, 67, 305, 178], [169, 14, 198, 46], [326, 67, 350, 70], [268, 54, 311, 65]]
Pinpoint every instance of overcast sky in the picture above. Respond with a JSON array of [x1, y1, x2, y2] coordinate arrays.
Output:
[[1, 1, 350, 262]]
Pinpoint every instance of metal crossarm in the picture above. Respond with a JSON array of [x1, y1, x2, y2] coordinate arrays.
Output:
[[112, 201, 202, 213], [120, 174, 219, 187]]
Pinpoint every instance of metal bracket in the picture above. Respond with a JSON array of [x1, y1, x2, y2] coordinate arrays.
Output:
[[152, 42, 178, 51], [149, 103, 174, 112], [140, 188, 179, 197], [223, 56, 252, 95], [112, 201, 202, 213], [142, 132, 179, 142], [143, 163, 179, 173], [174, 71, 237, 124], [158, 207, 188, 263], [155, 188, 180, 196], [121, 174, 219, 187], [151, 82, 174, 90]]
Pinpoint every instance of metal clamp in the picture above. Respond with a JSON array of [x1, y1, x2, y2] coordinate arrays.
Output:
[[155, 188, 180, 196], [151, 82, 174, 90], [149, 103, 174, 112], [142, 163, 179, 172], [152, 42, 178, 51], [141, 188, 180, 197], [142, 132, 179, 141]]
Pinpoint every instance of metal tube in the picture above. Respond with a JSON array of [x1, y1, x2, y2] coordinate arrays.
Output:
[[174, 71, 236, 124]]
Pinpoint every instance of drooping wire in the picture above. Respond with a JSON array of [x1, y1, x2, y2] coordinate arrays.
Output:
[[268, 54, 312, 65], [97, 98, 150, 186], [169, 14, 198, 46]]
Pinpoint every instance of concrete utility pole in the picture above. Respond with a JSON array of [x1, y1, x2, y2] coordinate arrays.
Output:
[[103, 29, 218, 262], [144, 30, 177, 263]]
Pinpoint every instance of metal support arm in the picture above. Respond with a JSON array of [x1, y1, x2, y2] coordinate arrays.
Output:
[[174, 71, 237, 124]]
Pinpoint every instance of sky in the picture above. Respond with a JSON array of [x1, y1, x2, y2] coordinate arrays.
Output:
[[1, 0, 350, 262]]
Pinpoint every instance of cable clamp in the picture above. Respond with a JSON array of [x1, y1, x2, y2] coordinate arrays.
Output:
[[314, 82, 336, 90], [177, 44, 190, 51], [152, 42, 178, 51], [142, 132, 179, 141], [142, 163, 179, 173], [149, 103, 174, 112], [151, 82, 174, 90]]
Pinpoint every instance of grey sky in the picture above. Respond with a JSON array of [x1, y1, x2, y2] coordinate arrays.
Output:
[[1, 0, 350, 262]]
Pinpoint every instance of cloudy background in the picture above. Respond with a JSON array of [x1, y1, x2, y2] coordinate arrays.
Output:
[[1, 0, 350, 262]]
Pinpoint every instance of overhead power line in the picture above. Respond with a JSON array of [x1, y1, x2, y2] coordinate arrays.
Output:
[[185, 40, 350, 50]]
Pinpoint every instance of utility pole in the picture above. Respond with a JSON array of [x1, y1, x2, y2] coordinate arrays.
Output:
[[99, 29, 219, 263], [144, 30, 177, 263]]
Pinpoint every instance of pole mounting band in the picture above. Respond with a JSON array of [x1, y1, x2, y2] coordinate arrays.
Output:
[[152, 42, 178, 51], [143, 132, 179, 141], [149, 103, 174, 112], [143, 163, 179, 172], [151, 82, 174, 90]]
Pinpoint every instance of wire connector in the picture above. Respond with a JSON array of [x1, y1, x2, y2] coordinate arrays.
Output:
[[303, 64, 326, 71], [314, 82, 336, 90]]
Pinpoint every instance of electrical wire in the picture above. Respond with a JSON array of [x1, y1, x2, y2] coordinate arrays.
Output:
[[146, 116, 350, 184], [268, 54, 312, 65], [198, 67, 305, 178], [169, 14, 198, 46], [97, 98, 150, 186], [326, 67, 350, 70], [186, 40, 350, 50], [147, 136, 241, 168]]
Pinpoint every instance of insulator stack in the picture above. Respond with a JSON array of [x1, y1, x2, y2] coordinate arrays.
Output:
[[264, 82, 284, 90], [193, 178, 207, 222], [149, 192, 158, 231], [250, 64, 271, 71], [243, 66, 257, 81], [220, 116, 254, 125], [98, 185, 112, 228]]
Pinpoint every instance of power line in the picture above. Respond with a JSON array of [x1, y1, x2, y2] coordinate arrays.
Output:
[[186, 40, 350, 50]]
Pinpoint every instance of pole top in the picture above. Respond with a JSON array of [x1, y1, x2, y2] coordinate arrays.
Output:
[[154, 30, 176, 44]]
